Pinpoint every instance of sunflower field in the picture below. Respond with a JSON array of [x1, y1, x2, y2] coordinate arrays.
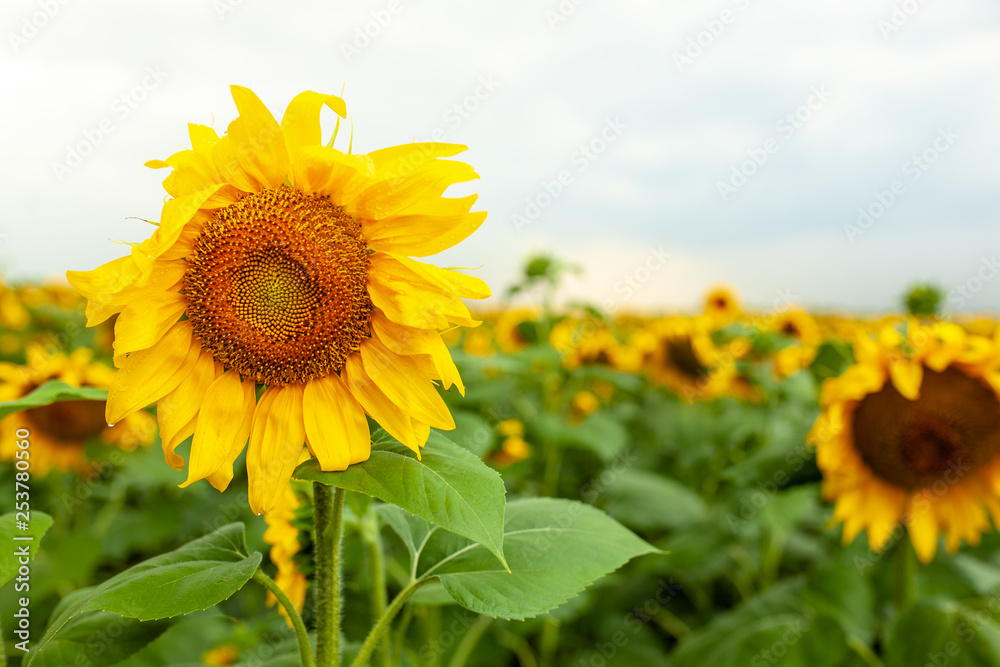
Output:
[[3, 89, 1000, 667]]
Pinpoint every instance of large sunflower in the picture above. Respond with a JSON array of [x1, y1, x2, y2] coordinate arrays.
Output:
[[67, 86, 490, 514], [809, 320, 1000, 562], [0, 345, 155, 474]]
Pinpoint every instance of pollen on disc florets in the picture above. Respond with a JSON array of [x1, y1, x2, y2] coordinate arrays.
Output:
[[852, 367, 1000, 490], [183, 185, 372, 386]]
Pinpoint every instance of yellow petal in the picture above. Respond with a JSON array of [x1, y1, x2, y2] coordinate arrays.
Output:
[[280, 91, 346, 153], [370, 310, 464, 395], [228, 85, 289, 190], [131, 184, 226, 275], [343, 353, 425, 454], [248, 384, 306, 515], [365, 142, 468, 179], [889, 358, 922, 400], [106, 321, 201, 425], [367, 253, 487, 330], [866, 482, 906, 552], [365, 207, 487, 258], [113, 289, 187, 366], [183, 370, 257, 490], [385, 254, 491, 299], [359, 338, 455, 430], [288, 145, 362, 195], [906, 495, 940, 563], [344, 159, 478, 220], [157, 349, 218, 470], [302, 374, 370, 471], [188, 123, 220, 153]]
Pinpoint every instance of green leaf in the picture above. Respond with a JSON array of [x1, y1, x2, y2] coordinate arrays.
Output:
[[295, 429, 507, 570], [0, 380, 108, 420], [26, 611, 176, 667], [885, 599, 1000, 667], [0, 511, 53, 587], [376, 504, 436, 568], [426, 498, 659, 620], [600, 470, 707, 530], [26, 523, 261, 665]]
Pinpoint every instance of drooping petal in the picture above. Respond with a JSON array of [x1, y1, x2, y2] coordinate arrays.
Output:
[[183, 370, 257, 490], [359, 338, 455, 430], [370, 309, 464, 394], [367, 252, 486, 330], [302, 373, 370, 471], [157, 349, 219, 470], [248, 384, 307, 514], [343, 353, 426, 455], [106, 321, 202, 426]]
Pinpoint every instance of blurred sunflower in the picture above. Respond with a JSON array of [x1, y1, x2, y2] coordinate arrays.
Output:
[[570, 390, 600, 422], [0, 276, 30, 356], [703, 286, 741, 326], [0, 345, 155, 475], [67, 86, 490, 514], [493, 308, 538, 354], [648, 316, 741, 401], [263, 483, 308, 626], [809, 321, 1000, 562], [771, 310, 822, 378], [493, 418, 531, 465]]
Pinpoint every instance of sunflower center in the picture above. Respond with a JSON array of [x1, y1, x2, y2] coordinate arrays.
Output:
[[23, 400, 108, 443], [852, 367, 1000, 489], [781, 322, 800, 337], [183, 185, 372, 386], [665, 337, 708, 380]]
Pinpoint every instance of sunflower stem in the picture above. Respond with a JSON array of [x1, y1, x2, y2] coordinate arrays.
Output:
[[314, 483, 346, 667], [362, 509, 390, 667], [351, 578, 434, 667], [252, 569, 315, 667], [894, 535, 916, 611], [445, 615, 492, 667]]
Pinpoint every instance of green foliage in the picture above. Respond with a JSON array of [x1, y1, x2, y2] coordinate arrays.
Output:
[[26, 524, 261, 665], [421, 498, 659, 620], [0, 511, 53, 587], [0, 380, 107, 420], [904, 282, 943, 317], [294, 429, 508, 569]]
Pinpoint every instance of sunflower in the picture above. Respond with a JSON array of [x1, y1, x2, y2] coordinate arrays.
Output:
[[263, 483, 308, 626], [770, 310, 822, 378], [703, 286, 741, 326], [0, 345, 155, 475], [492, 419, 531, 465], [809, 320, 1000, 562], [493, 308, 539, 354], [646, 316, 742, 401], [67, 86, 490, 514]]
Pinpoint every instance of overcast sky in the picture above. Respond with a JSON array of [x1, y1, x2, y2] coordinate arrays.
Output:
[[2, 0, 999, 314]]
